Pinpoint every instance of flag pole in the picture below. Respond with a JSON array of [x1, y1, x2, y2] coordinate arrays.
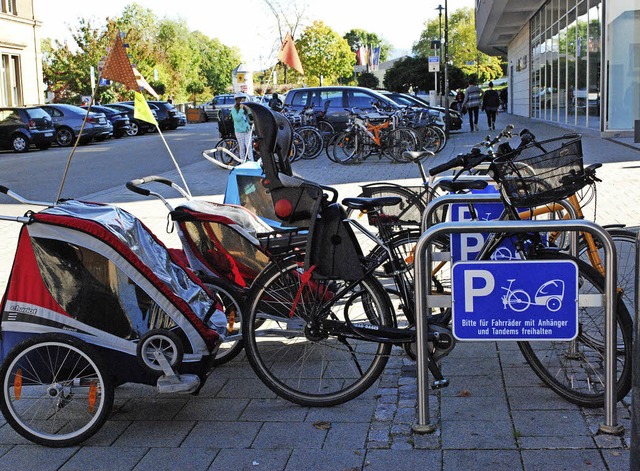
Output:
[[156, 126, 192, 197]]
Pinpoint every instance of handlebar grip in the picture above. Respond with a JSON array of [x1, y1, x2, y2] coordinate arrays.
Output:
[[126, 175, 174, 197], [0, 185, 9, 194], [429, 155, 464, 176]]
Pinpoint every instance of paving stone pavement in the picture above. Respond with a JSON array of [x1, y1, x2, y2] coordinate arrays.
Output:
[[0, 114, 637, 470]]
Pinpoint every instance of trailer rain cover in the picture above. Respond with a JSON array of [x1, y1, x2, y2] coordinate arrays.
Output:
[[39, 200, 213, 323]]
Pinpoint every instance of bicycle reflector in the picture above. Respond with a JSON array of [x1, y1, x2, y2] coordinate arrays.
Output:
[[88, 381, 98, 413], [13, 369, 22, 400], [274, 199, 293, 218]]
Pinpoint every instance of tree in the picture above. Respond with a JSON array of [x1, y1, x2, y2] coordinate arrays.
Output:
[[296, 21, 355, 86], [413, 7, 503, 84], [357, 72, 379, 89], [186, 80, 205, 105]]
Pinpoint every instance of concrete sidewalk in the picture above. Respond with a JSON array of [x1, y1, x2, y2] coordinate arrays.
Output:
[[0, 114, 637, 470]]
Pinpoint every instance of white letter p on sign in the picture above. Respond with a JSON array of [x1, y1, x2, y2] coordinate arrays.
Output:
[[464, 270, 494, 311]]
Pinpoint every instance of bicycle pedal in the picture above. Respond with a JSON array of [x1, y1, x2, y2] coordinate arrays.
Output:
[[432, 379, 450, 389]]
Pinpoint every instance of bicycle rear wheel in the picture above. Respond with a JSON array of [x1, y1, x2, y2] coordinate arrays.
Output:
[[386, 127, 419, 162], [518, 251, 633, 407], [578, 228, 636, 317], [297, 126, 323, 159], [0, 334, 114, 447], [243, 260, 393, 406], [419, 125, 447, 153], [332, 131, 359, 164]]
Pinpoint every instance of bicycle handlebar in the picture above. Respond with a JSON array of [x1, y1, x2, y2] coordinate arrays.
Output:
[[126, 175, 185, 198]]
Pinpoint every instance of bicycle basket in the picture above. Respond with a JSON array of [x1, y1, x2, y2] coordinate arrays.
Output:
[[491, 136, 584, 207]]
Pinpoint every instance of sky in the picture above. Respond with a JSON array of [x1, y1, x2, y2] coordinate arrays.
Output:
[[35, 0, 473, 70]]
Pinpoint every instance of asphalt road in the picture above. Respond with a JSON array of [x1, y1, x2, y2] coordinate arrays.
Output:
[[0, 122, 221, 202]]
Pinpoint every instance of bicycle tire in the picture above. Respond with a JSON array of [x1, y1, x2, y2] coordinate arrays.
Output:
[[386, 127, 419, 162], [203, 277, 248, 366], [243, 259, 393, 407], [419, 125, 447, 153], [202, 138, 241, 170], [324, 131, 341, 162], [297, 126, 323, 159], [316, 121, 335, 144], [577, 228, 636, 317], [0, 333, 115, 447], [289, 131, 306, 162], [332, 131, 359, 164], [518, 251, 633, 408]]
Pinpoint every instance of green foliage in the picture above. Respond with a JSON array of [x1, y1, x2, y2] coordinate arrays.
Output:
[[42, 3, 240, 104], [413, 7, 504, 84], [357, 72, 379, 89], [296, 21, 355, 85]]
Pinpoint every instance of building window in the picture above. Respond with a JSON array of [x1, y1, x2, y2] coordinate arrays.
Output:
[[2, 0, 17, 15], [0, 54, 23, 106]]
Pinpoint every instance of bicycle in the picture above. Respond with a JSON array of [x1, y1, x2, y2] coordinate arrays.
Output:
[[331, 109, 419, 164], [239, 102, 633, 409], [202, 124, 257, 170]]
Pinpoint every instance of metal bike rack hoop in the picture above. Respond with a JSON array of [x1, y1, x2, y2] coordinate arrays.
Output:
[[412, 217, 620, 436]]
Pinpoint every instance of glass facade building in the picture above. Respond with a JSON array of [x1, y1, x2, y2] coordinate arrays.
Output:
[[530, 0, 640, 133]]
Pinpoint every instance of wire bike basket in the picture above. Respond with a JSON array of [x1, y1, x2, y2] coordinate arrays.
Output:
[[491, 135, 584, 208]]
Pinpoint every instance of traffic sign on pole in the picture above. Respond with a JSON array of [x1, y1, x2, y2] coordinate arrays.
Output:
[[428, 56, 440, 73]]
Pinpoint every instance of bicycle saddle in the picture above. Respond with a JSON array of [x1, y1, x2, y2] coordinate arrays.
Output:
[[438, 180, 488, 193], [402, 150, 435, 163], [341, 196, 402, 211]]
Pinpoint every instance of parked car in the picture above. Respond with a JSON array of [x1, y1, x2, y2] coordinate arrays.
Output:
[[81, 105, 131, 138], [379, 91, 463, 131], [532, 87, 568, 110], [176, 110, 186, 126], [119, 100, 180, 130], [283, 86, 403, 131], [105, 103, 156, 136], [0, 106, 55, 153], [199, 94, 237, 121], [38, 104, 112, 146]]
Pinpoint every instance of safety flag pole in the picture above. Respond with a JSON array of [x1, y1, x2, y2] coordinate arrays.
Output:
[[134, 92, 191, 197]]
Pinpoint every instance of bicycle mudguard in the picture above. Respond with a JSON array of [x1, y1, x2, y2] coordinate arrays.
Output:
[[304, 202, 364, 280]]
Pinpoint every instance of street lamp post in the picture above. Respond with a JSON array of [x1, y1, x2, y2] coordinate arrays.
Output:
[[436, 5, 444, 104], [444, 0, 450, 137]]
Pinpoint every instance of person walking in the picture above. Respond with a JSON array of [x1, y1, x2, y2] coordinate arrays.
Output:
[[268, 92, 283, 112], [482, 81, 501, 130], [462, 78, 482, 131], [499, 87, 508, 111], [230, 93, 254, 161]]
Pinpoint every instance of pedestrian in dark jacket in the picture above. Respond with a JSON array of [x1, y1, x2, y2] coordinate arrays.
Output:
[[462, 78, 482, 131], [482, 81, 501, 130]]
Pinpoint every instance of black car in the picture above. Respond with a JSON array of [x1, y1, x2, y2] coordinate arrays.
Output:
[[106, 103, 157, 136], [119, 100, 180, 130], [81, 105, 130, 138], [379, 91, 463, 131], [0, 107, 55, 152], [283, 86, 402, 131]]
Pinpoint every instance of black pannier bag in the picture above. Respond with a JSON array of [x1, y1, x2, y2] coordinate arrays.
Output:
[[304, 202, 364, 281]]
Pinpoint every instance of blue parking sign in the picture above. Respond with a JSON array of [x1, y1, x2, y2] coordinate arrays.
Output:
[[451, 260, 578, 341]]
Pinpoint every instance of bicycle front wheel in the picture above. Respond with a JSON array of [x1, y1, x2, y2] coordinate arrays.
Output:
[[243, 260, 393, 407], [387, 127, 419, 162], [297, 126, 323, 159], [518, 252, 633, 408], [0, 334, 115, 447], [332, 131, 359, 164]]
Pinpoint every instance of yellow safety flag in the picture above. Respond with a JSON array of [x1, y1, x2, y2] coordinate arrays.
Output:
[[134, 92, 158, 126]]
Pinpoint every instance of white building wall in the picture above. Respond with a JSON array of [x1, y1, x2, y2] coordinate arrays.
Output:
[[507, 23, 530, 117], [0, 0, 44, 106]]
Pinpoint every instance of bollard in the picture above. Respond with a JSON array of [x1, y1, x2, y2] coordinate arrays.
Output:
[[630, 232, 640, 470]]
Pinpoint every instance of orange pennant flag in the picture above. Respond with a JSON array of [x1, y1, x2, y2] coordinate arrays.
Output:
[[277, 32, 304, 75], [101, 35, 139, 91]]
